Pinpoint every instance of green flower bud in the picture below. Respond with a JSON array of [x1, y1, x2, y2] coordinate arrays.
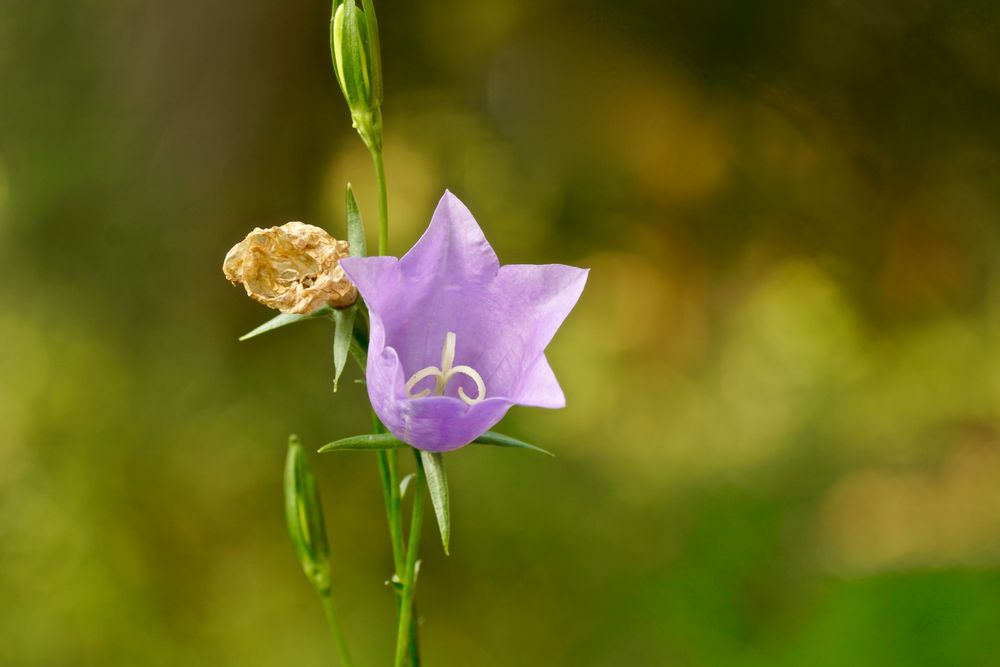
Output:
[[331, 0, 383, 149], [284, 435, 332, 593]]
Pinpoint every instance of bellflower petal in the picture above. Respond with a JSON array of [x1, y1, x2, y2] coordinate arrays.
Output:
[[398, 191, 500, 283], [341, 191, 587, 452]]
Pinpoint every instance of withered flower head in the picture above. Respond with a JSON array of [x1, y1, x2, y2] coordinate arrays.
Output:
[[223, 221, 357, 314]]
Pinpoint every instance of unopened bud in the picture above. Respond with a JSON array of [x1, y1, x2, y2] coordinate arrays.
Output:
[[330, 0, 383, 149], [223, 221, 357, 314], [284, 435, 332, 593]]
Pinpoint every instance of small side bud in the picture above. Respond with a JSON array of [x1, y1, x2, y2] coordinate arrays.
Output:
[[284, 435, 332, 593], [330, 0, 383, 149]]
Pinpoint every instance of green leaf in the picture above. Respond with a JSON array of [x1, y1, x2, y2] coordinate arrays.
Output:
[[332, 305, 357, 391], [473, 431, 555, 457], [420, 451, 450, 555], [239, 306, 333, 341], [318, 433, 405, 453], [345, 184, 367, 257]]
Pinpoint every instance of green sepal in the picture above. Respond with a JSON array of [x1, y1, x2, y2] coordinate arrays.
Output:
[[318, 430, 555, 456], [318, 433, 405, 452], [421, 451, 450, 555], [330, 1, 348, 100], [474, 430, 555, 457], [332, 305, 357, 391], [343, 0, 369, 110], [284, 435, 332, 592], [345, 184, 367, 257], [239, 306, 334, 341], [359, 0, 383, 107]]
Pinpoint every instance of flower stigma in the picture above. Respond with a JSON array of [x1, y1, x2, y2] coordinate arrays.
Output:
[[404, 332, 486, 405]]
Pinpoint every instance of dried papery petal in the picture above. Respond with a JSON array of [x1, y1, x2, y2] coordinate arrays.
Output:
[[223, 221, 357, 314]]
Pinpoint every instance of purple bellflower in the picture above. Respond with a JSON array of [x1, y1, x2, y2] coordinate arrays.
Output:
[[339, 191, 588, 452]]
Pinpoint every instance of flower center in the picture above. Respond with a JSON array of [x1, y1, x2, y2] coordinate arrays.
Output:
[[404, 332, 486, 405]]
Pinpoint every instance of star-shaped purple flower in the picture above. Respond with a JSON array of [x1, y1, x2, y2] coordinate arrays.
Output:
[[339, 191, 588, 452]]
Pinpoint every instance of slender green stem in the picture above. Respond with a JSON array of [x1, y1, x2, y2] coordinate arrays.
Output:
[[373, 417, 406, 575], [387, 449, 403, 560], [319, 588, 354, 667], [383, 443, 419, 666], [394, 451, 425, 667], [407, 602, 422, 667], [370, 146, 389, 256], [380, 455, 406, 575]]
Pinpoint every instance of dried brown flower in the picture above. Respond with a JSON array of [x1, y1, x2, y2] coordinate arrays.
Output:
[[223, 221, 357, 314]]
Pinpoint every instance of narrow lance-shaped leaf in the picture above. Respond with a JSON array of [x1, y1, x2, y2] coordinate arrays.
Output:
[[319, 433, 405, 452], [421, 451, 450, 555], [474, 430, 555, 457], [332, 305, 357, 391], [345, 183, 367, 257], [239, 306, 334, 341]]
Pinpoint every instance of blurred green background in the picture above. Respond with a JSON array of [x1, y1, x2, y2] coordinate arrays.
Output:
[[2, 0, 1000, 664]]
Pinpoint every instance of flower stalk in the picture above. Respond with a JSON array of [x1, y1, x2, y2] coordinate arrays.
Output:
[[371, 147, 389, 256], [319, 591, 353, 667]]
